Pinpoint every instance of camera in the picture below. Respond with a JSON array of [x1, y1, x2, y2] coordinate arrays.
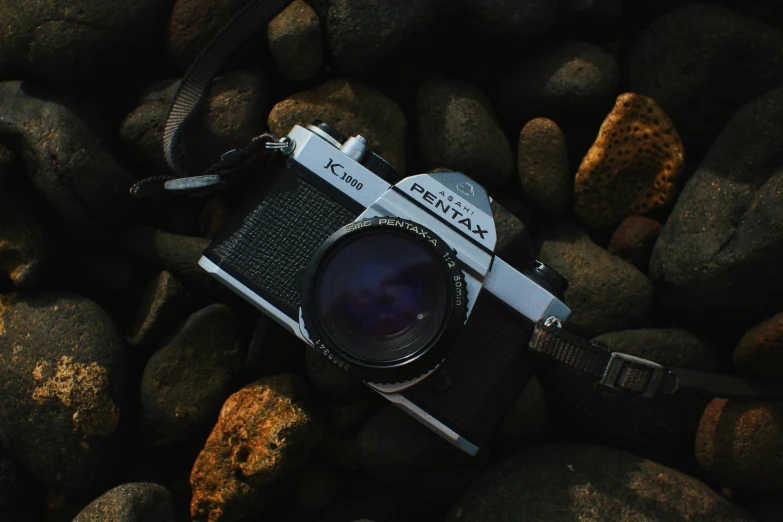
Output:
[[198, 121, 571, 455]]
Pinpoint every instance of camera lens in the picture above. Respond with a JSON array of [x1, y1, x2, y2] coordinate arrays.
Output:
[[312, 230, 449, 365]]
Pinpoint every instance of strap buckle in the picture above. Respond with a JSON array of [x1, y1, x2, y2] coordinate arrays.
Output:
[[599, 352, 666, 398]]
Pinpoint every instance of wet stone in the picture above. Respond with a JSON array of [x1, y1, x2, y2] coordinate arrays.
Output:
[[538, 221, 654, 338], [417, 76, 513, 188], [72, 483, 176, 522], [447, 444, 756, 522], [127, 271, 192, 356], [0, 293, 127, 496], [0, 81, 131, 235], [190, 374, 322, 522], [649, 86, 783, 326], [267, 0, 323, 81], [517, 118, 570, 219], [0, 0, 169, 83], [141, 304, 251, 447]]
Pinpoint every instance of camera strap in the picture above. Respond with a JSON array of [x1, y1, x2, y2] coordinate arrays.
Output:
[[129, 0, 294, 198], [529, 319, 783, 401]]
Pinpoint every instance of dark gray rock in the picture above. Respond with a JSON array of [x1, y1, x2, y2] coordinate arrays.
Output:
[[123, 227, 229, 300], [354, 405, 490, 498], [538, 222, 654, 338], [127, 271, 192, 356], [491, 376, 549, 453], [0, 293, 127, 496], [0, 144, 52, 289], [517, 118, 570, 218], [0, 449, 41, 521], [0, 82, 131, 234], [491, 200, 535, 271], [628, 3, 783, 154], [267, 0, 323, 81], [120, 69, 267, 177], [418, 76, 513, 188], [447, 444, 756, 522], [0, 0, 169, 83], [460, 0, 559, 42], [166, 0, 250, 73], [73, 482, 176, 522], [491, 41, 620, 123], [649, 86, 783, 326], [141, 304, 250, 446], [608, 216, 662, 273], [593, 329, 721, 370], [316, 0, 440, 73]]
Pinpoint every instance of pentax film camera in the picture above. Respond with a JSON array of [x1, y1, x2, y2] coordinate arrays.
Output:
[[198, 121, 571, 455]]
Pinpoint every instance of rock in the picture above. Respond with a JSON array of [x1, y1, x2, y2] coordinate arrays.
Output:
[[573, 93, 684, 229], [491, 41, 620, 123], [267, 0, 323, 81], [319, 397, 379, 471], [292, 464, 338, 510], [190, 374, 321, 521], [491, 200, 535, 271], [734, 312, 783, 379], [72, 483, 176, 522], [555, 0, 623, 41], [447, 444, 756, 522], [0, 0, 169, 83], [593, 328, 721, 370], [305, 347, 366, 399], [141, 304, 250, 446], [417, 76, 513, 187], [649, 86, 783, 326], [120, 69, 267, 177], [628, 2, 783, 154], [316, 0, 440, 73], [166, 0, 251, 73], [0, 449, 41, 521], [0, 144, 52, 289], [268, 78, 407, 173], [538, 222, 654, 337], [517, 118, 570, 218], [0, 293, 127, 496], [491, 376, 549, 453], [127, 271, 193, 355], [354, 405, 490, 498], [696, 399, 783, 492], [460, 0, 559, 42], [0, 81, 131, 233], [608, 215, 662, 273], [123, 227, 228, 300], [244, 318, 307, 379]]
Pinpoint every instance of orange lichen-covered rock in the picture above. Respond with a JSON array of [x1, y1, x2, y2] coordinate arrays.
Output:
[[190, 374, 321, 522], [574, 93, 684, 228]]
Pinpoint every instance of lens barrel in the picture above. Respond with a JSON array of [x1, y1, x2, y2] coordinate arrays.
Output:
[[301, 217, 467, 384]]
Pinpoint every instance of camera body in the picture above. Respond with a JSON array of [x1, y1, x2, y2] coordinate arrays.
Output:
[[198, 122, 571, 455]]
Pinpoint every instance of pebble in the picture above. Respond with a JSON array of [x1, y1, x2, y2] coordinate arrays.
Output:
[[733, 312, 783, 379], [608, 215, 663, 273], [0, 293, 127, 496], [267, 0, 323, 81], [417, 76, 513, 187], [517, 118, 570, 218], [126, 271, 193, 355], [72, 483, 176, 522]]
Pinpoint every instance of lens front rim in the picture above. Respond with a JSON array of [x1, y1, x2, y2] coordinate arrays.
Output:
[[300, 216, 468, 384]]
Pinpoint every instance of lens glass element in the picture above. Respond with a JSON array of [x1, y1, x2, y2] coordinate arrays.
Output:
[[313, 230, 449, 365]]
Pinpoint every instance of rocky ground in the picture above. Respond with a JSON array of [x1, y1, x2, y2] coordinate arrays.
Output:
[[1, 0, 783, 521]]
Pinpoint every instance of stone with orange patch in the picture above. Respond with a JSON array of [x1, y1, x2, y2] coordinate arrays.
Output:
[[574, 93, 684, 228], [696, 398, 783, 492], [190, 374, 321, 522], [733, 312, 783, 380]]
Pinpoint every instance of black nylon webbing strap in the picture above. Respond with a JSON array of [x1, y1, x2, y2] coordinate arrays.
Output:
[[163, 0, 294, 178], [529, 321, 783, 401]]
